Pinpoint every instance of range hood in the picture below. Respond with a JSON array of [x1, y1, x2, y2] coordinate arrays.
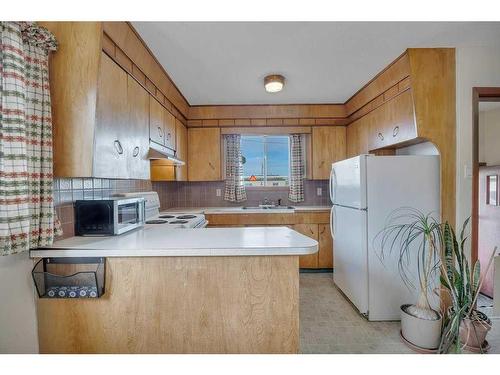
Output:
[[147, 141, 185, 166]]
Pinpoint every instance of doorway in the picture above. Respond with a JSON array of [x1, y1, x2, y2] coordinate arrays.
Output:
[[472, 88, 500, 318]]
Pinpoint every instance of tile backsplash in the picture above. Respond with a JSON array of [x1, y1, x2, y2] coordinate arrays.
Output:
[[153, 180, 330, 210], [54, 178, 329, 239], [54, 178, 152, 239]]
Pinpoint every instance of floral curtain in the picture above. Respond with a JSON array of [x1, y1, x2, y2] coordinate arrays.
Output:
[[289, 134, 304, 203], [0, 22, 60, 256], [223, 134, 247, 202]]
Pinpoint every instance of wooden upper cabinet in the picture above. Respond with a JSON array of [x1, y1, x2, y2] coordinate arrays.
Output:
[[175, 120, 188, 181], [93, 53, 129, 179], [126, 75, 150, 180], [188, 128, 221, 181], [368, 89, 417, 151], [293, 224, 319, 268], [318, 223, 333, 268], [163, 109, 176, 150], [149, 97, 164, 146], [312, 126, 347, 179]]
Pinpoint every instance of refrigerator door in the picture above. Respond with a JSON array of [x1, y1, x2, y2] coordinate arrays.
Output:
[[333, 205, 368, 315], [331, 155, 368, 209], [366, 156, 440, 321]]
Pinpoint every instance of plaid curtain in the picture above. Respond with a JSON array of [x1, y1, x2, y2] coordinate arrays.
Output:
[[223, 134, 247, 202], [0, 22, 60, 255], [289, 134, 304, 203]]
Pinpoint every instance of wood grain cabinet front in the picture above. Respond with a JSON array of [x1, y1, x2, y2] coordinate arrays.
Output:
[[126, 75, 150, 180], [149, 97, 165, 146], [368, 89, 417, 151], [293, 224, 319, 269], [312, 126, 347, 180], [93, 53, 129, 179], [318, 223, 333, 268], [187, 128, 222, 181]]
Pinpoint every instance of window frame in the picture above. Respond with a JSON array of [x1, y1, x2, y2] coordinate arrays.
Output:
[[240, 134, 291, 190]]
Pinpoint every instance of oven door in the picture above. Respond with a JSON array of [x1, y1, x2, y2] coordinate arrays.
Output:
[[114, 199, 145, 234]]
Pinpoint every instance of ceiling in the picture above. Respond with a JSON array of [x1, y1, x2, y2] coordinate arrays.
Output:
[[132, 22, 500, 106]]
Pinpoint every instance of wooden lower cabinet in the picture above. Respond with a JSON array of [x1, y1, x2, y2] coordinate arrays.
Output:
[[37, 256, 299, 354], [293, 224, 319, 268], [318, 224, 333, 268], [206, 212, 333, 270]]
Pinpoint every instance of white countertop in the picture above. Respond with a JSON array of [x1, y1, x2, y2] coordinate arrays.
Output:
[[164, 206, 331, 214], [30, 226, 318, 258]]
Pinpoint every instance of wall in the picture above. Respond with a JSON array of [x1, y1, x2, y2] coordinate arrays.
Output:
[[396, 141, 440, 156], [0, 252, 39, 353], [153, 180, 330, 210], [479, 106, 500, 166], [478, 166, 500, 297], [455, 45, 500, 237]]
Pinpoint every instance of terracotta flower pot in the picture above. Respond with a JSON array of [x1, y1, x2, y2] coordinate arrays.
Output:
[[400, 304, 442, 350], [459, 310, 492, 349]]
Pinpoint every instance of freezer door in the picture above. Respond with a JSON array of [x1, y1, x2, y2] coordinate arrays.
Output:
[[331, 155, 367, 209], [333, 205, 368, 315]]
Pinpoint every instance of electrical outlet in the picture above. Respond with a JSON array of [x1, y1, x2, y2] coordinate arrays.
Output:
[[317, 187, 322, 196], [216, 188, 222, 197], [464, 164, 473, 179]]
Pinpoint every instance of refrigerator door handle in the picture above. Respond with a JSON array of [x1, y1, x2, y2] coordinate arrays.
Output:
[[329, 167, 334, 203], [330, 206, 336, 240]]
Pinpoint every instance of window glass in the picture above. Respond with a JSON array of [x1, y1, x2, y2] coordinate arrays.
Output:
[[240, 135, 290, 187]]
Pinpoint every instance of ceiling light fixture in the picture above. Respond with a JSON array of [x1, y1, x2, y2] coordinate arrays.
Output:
[[264, 74, 285, 93]]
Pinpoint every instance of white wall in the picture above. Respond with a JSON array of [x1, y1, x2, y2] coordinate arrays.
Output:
[[479, 106, 500, 166], [0, 252, 39, 353], [455, 45, 500, 234], [396, 141, 440, 156]]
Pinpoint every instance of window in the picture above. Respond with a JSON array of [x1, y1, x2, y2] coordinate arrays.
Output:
[[240, 135, 290, 187]]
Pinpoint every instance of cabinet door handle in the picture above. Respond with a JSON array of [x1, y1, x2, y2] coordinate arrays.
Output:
[[208, 162, 215, 170], [132, 146, 140, 157], [157, 126, 164, 138], [309, 228, 314, 235], [114, 140, 123, 155], [393, 126, 400, 137], [166, 132, 171, 140], [377, 132, 384, 141]]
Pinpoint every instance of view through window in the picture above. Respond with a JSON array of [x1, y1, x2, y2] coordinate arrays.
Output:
[[240, 135, 290, 187]]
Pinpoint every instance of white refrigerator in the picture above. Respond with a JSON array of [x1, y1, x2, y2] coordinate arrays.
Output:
[[329, 154, 440, 321]]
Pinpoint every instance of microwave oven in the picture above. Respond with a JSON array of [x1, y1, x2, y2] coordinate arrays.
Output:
[[74, 197, 145, 236]]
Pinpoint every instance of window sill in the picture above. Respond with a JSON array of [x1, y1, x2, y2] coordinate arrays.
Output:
[[244, 186, 289, 191]]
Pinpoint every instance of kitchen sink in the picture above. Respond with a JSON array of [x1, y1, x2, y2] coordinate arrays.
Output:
[[242, 206, 295, 210]]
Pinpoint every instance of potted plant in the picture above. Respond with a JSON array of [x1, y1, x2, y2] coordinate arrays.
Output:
[[377, 208, 443, 350], [439, 219, 497, 353]]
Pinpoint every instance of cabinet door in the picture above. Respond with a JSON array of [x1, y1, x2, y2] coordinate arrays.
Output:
[[163, 109, 176, 150], [94, 53, 128, 178], [188, 128, 221, 181], [318, 223, 333, 268], [368, 90, 417, 150], [175, 119, 188, 181], [388, 90, 417, 145], [293, 224, 319, 268], [312, 127, 346, 180], [126, 76, 150, 179], [149, 97, 164, 145]]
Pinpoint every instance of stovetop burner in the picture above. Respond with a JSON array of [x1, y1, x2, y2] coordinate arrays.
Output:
[[146, 219, 168, 224], [176, 215, 197, 220], [159, 215, 176, 219], [169, 220, 188, 224]]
